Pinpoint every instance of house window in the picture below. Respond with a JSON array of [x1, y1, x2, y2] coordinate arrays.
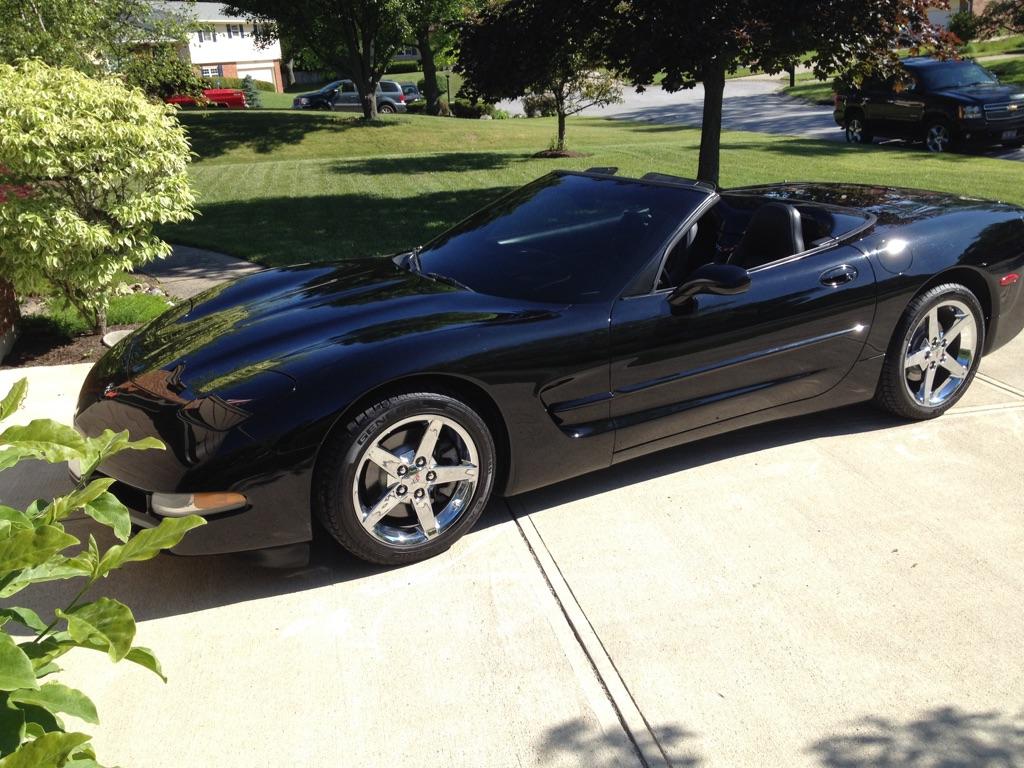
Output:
[[197, 28, 217, 43], [226, 23, 244, 38], [200, 65, 223, 77]]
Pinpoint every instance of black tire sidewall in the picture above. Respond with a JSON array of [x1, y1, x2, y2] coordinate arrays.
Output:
[[880, 284, 985, 419], [317, 392, 497, 564]]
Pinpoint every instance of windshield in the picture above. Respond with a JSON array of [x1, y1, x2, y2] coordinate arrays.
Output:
[[917, 62, 998, 90], [413, 173, 709, 303]]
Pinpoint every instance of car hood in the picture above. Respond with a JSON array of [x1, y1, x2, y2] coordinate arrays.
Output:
[[934, 83, 1024, 105], [120, 258, 542, 400]]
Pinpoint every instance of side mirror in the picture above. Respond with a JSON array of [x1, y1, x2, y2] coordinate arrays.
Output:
[[668, 263, 750, 308]]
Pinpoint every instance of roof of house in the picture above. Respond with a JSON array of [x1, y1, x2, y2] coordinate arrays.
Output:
[[149, 2, 242, 23]]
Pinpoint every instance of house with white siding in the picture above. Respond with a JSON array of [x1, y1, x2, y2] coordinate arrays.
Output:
[[152, 2, 284, 92]]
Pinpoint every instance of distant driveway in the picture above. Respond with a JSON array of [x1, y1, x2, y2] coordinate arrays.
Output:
[[504, 78, 1024, 161]]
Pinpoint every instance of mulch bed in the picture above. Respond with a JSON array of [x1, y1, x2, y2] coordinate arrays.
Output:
[[1, 323, 138, 369], [532, 149, 591, 158]]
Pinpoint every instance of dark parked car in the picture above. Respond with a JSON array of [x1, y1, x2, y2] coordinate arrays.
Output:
[[75, 171, 1024, 567], [834, 57, 1024, 152], [290, 80, 344, 110]]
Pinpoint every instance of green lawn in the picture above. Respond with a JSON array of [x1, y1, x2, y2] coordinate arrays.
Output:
[[988, 57, 1024, 86], [783, 72, 835, 105], [162, 110, 1024, 268], [963, 34, 1024, 57]]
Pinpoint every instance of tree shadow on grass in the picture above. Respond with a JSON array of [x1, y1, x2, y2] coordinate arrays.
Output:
[[160, 187, 516, 267], [809, 707, 1024, 767], [331, 151, 528, 176], [540, 718, 701, 767], [176, 111, 395, 160]]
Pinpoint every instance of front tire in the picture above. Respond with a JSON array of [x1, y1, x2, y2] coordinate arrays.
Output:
[[314, 391, 497, 565], [924, 119, 955, 153], [874, 283, 985, 420]]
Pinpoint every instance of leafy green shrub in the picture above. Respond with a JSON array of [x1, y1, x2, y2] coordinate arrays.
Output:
[[522, 92, 559, 117], [207, 75, 277, 92], [450, 99, 496, 119], [492, 108, 510, 119], [417, 74, 446, 95], [0, 378, 204, 765], [950, 10, 981, 44], [406, 101, 426, 114], [0, 60, 195, 336], [386, 60, 421, 74]]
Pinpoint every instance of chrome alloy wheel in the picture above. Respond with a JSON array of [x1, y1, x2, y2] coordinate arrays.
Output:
[[903, 299, 978, 407], [926, 123, 952, 153], [352, 415, 479, 548], [846, 117, 864, 144]]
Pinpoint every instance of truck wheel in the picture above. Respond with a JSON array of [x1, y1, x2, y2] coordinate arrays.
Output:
[[924, 120, 955, 153], [845, 113, 873, 145]]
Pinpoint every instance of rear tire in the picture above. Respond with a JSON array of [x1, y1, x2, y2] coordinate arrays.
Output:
[[845, 113, 873, 144], [379, 103, 397, 114], [314, 391, 497, 565], [874, 283, 985, 420]]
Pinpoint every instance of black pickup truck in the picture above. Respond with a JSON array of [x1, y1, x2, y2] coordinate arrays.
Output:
[[834, 57, 1024, 153]]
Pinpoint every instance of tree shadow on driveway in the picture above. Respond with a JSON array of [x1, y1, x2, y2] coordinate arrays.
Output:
[[0, 403, 900, 625], [809, 707, 1024, 767], [540, 718, 702, 767]]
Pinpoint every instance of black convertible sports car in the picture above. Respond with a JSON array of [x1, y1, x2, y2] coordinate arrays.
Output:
[[75, 171, 1024, 565]]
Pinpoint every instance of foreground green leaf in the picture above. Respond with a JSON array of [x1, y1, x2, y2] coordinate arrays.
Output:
[[0, 556, 94, 599], [0, 506, 32, 531], [0, 526, 78, 574], [0, 730, 91, 768], [0, 697, 25, 754], [59, 599, 135, 662], [82, 493, 131, 544], [97, 515, 205, 577], [0, 448, 30, 472], [0, 380, 27, 423], [46, 480, 117, 524], [11, 682, 99, 725], [125, 646, 165, 683], [0, 634, 38, 692], [0, 421, 86, 465], [0, 607, 46, 633]]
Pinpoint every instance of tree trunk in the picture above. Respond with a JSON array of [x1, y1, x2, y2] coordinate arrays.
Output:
[[556, 111, 567, 151], [96, 307, 107, 339], [284, 57, 295, 87], [697, 62, 726, 186], [0, 278, 19, 364], [416, 25, 442, 113]]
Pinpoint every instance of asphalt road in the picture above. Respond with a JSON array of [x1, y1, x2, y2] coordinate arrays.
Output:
[[504, 78, 1024, 162], [2, 331, 1023, 767]]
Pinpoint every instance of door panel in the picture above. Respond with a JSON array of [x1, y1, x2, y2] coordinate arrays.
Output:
[[609, 245, 876, 453]]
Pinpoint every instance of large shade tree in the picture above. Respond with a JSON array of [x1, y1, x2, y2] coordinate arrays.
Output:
[[229, 0, 410, 119], [589, 0, 955, 184], [457, 0, 622, 152], [980, 0, 1024, 34]]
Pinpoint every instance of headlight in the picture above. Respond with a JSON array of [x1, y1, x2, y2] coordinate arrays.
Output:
[[959, 105, 982, 120], [300, 97, 309, 105]]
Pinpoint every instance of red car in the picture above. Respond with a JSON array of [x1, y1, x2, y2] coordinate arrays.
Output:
[[166, 88, 247, 109]]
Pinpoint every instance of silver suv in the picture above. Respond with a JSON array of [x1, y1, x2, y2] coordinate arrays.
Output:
[[331, 79, 408, 114]]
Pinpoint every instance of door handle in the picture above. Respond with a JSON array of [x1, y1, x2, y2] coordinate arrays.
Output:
[[820, 264, 858, 287]]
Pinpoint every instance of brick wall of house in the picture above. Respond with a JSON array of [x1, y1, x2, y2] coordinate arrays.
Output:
[[0, 279, 19, 364], [273, 60, 284, 93]]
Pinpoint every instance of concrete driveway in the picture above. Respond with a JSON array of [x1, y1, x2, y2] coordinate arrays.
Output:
[[503, 77, 1024, 162], [1, 332, 1023, 767]]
